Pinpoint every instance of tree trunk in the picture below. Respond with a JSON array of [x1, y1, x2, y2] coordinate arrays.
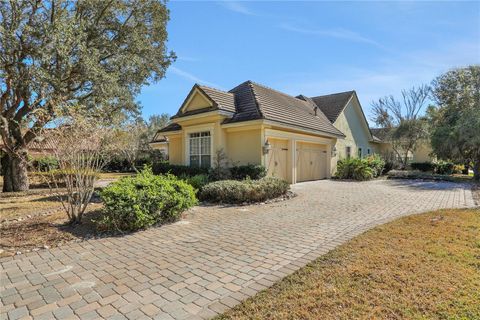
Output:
[[473, 160, 480, 181], [2, 151, 30, 192]]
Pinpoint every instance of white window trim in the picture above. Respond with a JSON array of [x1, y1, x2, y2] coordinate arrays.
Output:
[[183, 123, 215, 167], [188, 131, 211, 168]]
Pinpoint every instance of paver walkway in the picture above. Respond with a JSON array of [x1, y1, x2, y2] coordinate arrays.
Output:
[[1, 179, 476, 320]]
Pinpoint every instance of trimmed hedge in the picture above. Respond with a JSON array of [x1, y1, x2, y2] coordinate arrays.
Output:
[[411, 162, 435, 172], [230, 164, 266, 180], [152, 161, 209, 177], [153, 162, 267, 182], [99, 168, 197, 231], [199, 177, 289, 204], [410, 161, 455, 175], [30, 156, 59, 172]]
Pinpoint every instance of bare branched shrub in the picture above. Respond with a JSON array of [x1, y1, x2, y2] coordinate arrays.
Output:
[[44, 114, 115, 224], [371, 85, 430, 168], [112, 120, 147, 172]]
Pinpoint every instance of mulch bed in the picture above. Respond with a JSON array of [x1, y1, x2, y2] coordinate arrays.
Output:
[[0, 204, 104, 258]]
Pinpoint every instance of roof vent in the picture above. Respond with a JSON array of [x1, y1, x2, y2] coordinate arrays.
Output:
[[314, 106, 319, 116]]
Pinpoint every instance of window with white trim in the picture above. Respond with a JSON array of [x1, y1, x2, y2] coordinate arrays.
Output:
[[358, 147, 362, 158], [346, 146, 351, 158], [189, 131, 211, 167], [367, 148, 371, 155]]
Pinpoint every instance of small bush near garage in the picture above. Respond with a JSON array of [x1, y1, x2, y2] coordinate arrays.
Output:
[[99, 167, 197, 231], [364, 154, 385, 177], [199, 177, 289, 204], [411, 162, 435, 172], [230, 164, 267, 180], [336, 155, 385, 181]]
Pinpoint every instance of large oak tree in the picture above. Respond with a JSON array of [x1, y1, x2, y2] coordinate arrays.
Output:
[[0, 0, 175, 191], [429, 66, 480, 180]]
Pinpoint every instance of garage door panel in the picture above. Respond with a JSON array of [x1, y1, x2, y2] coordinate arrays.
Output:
[[296, 142, 327, 182], [267, 139, 288, 181]]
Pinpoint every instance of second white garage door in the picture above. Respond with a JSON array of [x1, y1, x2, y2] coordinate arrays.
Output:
[[296, 142, 327, 182]]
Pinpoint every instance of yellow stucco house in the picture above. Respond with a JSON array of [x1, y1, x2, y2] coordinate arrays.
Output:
[[151, 80, 392, 184]]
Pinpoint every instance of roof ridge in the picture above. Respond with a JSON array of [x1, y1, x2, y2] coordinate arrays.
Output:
[[197, 84, 234, 95], [248, 80, 309, 103], [311, 90, 355, 99], [247, 81, 265, 119]]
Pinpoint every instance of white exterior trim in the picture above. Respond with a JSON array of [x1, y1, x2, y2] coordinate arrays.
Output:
[[183, 123, 215, 167], [174, 110, 234, 123]]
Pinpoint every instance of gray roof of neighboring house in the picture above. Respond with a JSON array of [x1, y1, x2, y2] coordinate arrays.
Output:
[[310, 91, 355, 123], [158, 81, 347, 138], [370, 127, 393, 142]]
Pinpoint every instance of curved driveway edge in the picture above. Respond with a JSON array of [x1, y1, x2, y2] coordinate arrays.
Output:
[[1, 179, 476, 320]]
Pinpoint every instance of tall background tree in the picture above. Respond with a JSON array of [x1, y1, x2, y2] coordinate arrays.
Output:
[[0, 0, 175, 191], [371, 85, 430, 168], [429, 65, 480, 180]]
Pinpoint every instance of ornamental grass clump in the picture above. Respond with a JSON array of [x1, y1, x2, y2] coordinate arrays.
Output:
[[99, 167, 197, 231]]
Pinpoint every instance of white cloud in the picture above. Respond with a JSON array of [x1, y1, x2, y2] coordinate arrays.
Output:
[[280, 24, 385, 49], [176, 55, 199, 62], [169, 66, 222, 88], [218, 1, 255, 16]]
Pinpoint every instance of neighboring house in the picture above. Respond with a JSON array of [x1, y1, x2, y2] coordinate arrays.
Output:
[[0, 132, 56, 158], [151, 80, 387, 184], [370, 128, 434, 163]]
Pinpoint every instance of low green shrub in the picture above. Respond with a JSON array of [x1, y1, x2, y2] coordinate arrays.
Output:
[[182, 174, 210, 192], [364, 154, 385, 177], [31, 156, 59, 172], [434, 161, 455, 175], [411, 162, 435, 172], [99, 167, 197, 231], [387, 170, 455, 182], [230, 164, 266, 180], [335, 158, 374, 181], [199, 177, 289, 204], [30, 169, 99, 187], [152, 161, 209, 177]]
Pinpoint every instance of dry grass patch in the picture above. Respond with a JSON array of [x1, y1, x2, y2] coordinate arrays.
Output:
[[218, 208, 480, 320]]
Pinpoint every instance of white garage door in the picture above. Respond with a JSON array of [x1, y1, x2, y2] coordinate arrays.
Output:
[[296, 142, 327, 182], [267, 139, 288, 181]]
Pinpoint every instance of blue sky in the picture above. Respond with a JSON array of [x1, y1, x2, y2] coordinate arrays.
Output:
[[139, 1, 480, 124]]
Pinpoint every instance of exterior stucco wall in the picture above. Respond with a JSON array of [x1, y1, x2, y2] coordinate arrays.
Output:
[[375, 140, 434, 163], [412, 141, 434, 162], [332, 98, 375, 160], [226, 129, 262, 165], [167, 136, 183, 165]]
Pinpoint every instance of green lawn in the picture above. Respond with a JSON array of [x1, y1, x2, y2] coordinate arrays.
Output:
[[217, 208, 480, 320]]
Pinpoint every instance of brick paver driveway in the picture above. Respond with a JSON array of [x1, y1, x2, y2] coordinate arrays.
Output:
[[1, 179, 475, 320]]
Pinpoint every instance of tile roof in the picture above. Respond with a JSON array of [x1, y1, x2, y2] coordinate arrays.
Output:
[[198, 85, 236, 113], [159, 81, 347, 137], [370, 127, 392, 142], [156, 123, 181, 133], [310, 91, 355, 123]]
